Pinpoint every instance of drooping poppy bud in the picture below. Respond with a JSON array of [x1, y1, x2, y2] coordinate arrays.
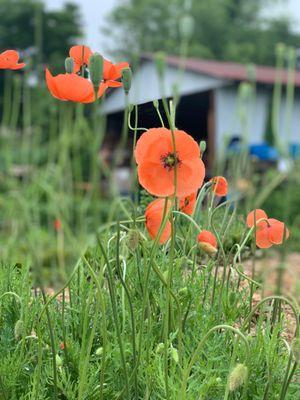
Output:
[[56, 354, 63, 367], [121, 67, 132, 94], [14, 319, 24, 341], [65, 57, 74, 74], [126, 229, 140, 251], [197, 230, 218, 256], [89, 52, 103, 90], [179, 14, 195, 41], [228, 364, 248, 392]]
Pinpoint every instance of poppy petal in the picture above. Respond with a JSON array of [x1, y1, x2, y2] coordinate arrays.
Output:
[[246, 209, 268, 228]]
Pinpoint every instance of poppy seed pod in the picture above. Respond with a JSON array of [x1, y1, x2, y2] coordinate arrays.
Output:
[[228, 364, 248, 391], [179, 14, 195, 41], [121, 67, 132, 94], [89, 52, 103, 89], [65, 57, 74, 74]]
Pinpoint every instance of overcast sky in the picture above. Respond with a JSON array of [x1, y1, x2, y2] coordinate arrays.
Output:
[[45, 0, 300, 52]]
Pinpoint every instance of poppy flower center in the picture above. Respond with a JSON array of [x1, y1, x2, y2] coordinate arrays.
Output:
[[161, 152, 181, 170]]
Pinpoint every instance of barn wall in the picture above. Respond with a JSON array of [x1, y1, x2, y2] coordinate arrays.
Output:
[[215, 86, 300, 152], [102, 60, 227, 115]]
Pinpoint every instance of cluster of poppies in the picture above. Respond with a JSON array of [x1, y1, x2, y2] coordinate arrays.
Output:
[[0, 48, 290, 252], [46, 45, 129, 103], [134, 127, 229, 248]]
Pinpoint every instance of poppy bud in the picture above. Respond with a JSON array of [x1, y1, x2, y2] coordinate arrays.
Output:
[[291, 338, 300, 363], [126, 229, 140, 251], [65, 57, 74, 74], [14, 319, 24, 341], [89, 52, 103, 89], [200, 140, 206, 155], [179, 14, 195, 41], [153, 99, 159, 109], [155, 51, 166, 77], [95, 346, 103, 356], [228, 364, 248, 392], [56, 354, 63, 368], [156, 343, 164, 354], [170, 346, 179, 364], [276, 42, 286, 58], [121, 67, 132, 94], [247, 64, 256, 82]]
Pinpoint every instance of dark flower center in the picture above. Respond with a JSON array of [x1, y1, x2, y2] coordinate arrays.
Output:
[[161, 152, 181, 170]]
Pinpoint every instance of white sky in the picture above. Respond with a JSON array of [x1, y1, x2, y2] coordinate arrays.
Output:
[[45, 0, 300, 51]]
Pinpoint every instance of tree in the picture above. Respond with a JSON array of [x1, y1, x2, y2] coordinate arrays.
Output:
[[0, 0, 82, 71], [104, 0, 300, 65]]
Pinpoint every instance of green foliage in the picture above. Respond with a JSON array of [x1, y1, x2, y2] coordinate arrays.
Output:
[[0, 0, 82, 71], [105, 0, 300, 65]]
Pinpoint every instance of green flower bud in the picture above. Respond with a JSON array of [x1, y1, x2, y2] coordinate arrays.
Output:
[[276, 42, 286, 58], [291, 338, 300, 363], [95, 346, 103, 356], [121, 67, 132, 94], [14, 319, 24, 341], [126, 229, 140, 251], [228, 364, 248, 392], [65, 57, 74, 74], [155, 51, 166, 77], [156, 342, 164, 354], [200, 140, 206, 155], [153, 99, 159, 109], [179, 14, 195, 41], [56, 354, 63, 368], [247, 64, 256, 82], [89, 53, 103, 89], [170, 346, 179, 364]]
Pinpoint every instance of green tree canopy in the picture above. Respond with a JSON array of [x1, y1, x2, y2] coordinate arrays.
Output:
[[0, 0, 82, 71], [104, 0, 300, 65]]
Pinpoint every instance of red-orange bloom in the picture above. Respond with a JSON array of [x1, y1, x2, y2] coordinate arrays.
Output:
[[145, 198, 171, 244], [69, 45, 92, 73], [246, 209, 268, 228], [45, 69, 107, 103], [246, 210, 289, 249], [103, 58, 129, 87], [210, 176, 228, 196], [0, 50, 25, 70], [197, 230, 218, 255], [179, 192, 197, 215], [135, 128, 205, 197], [53, 218, 62, 231]]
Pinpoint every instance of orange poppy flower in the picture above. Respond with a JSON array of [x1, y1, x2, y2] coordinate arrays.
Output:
[[53, 218, 62, 232], [246, 209, 268, 228], [246, 210, 289, 248], [69, 45, 93, 73], [135, 128, 205, 197], [197, 230, 218, 255], [179, 192, 197, 215], [103, 58, 129, 87], [210, 176, 228, 196], [0, 50, 25, 70], [145, 198, 171, 244], [45, 69, 107, 103]]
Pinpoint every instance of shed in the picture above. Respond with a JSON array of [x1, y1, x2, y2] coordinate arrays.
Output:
[[102, 54, 300, 168]]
